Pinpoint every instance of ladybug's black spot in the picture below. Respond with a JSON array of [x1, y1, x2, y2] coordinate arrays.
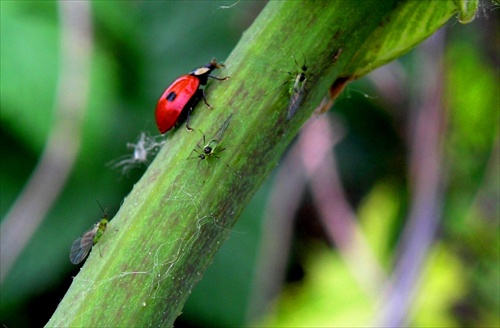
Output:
[[166, 91, 177, 102]]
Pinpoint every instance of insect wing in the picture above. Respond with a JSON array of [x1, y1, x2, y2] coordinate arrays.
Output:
[[287, 80, 306, 120], [214, 113, 233, 141], [70, 225, 98, 264], [204, 113, 232, 157]]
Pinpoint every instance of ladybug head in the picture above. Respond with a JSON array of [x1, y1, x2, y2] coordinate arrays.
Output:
[[206, 58, 225, 70], [191, 59, 225, 77]]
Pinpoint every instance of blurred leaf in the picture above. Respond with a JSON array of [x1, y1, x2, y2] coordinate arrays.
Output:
[[358, 180, 404, 266], [0, 1, 59, 153], [258, 243, 373, 327], [454, 0, 479, 23], [349, 0, 459, 78], [445, 38, 498, 194], [1, 1, 119, 325], [411, 244, 467, 327]]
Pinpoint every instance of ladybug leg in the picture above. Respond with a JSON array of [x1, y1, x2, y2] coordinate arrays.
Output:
[[208, 75, 230, 81], [185, 108, 194, 131], [201, 89, 213, 109]]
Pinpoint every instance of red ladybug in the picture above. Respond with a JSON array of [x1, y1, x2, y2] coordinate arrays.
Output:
[[155, 59, 228, 134]]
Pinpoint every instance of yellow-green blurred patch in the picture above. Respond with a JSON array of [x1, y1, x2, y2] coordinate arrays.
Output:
[[358, 180, 403, 266], [410, 243, 467, 327], [257, 243, 373, 327]]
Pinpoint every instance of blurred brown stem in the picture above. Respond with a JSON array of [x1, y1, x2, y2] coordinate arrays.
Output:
[[301, 116, 388, 296], [376, 29, 447, 326], [248, 115, 388, 322]]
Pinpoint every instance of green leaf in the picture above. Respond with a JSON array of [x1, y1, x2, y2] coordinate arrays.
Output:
[[454, 0, 479, 23]]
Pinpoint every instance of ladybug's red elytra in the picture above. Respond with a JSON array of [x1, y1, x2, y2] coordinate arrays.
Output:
[[155, 59, 229, 134]]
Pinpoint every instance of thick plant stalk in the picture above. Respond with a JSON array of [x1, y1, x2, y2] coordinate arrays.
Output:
[[46, 1, 474, 326]]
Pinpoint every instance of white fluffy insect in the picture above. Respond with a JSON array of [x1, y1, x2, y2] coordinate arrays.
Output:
[[108, 132, 165, 175]]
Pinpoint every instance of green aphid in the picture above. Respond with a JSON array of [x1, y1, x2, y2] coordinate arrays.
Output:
[[70, 205, 109, 265], [286, 61, 308, 120], [190, 113, 232, 164]]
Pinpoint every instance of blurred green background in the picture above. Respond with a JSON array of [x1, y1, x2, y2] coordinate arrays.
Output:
[[1, 1, 498, 327]]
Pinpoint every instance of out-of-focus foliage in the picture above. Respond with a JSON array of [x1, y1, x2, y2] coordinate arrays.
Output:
[[250, 8, 499, 328], [1, 1, 498, 327], [258, 243, 467, 327]]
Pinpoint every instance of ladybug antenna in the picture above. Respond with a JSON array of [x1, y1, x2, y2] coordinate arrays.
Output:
[[209, 58, 225, 69]]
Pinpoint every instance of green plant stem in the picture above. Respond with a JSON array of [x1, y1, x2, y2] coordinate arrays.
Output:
[[46, 1, 472, 326]]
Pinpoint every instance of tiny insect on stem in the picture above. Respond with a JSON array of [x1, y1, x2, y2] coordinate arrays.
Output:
[[187, 113, 233, 167], [69, 203, 111, 265], [155, 59, 229, 134], [286, 56, 310, 120]]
